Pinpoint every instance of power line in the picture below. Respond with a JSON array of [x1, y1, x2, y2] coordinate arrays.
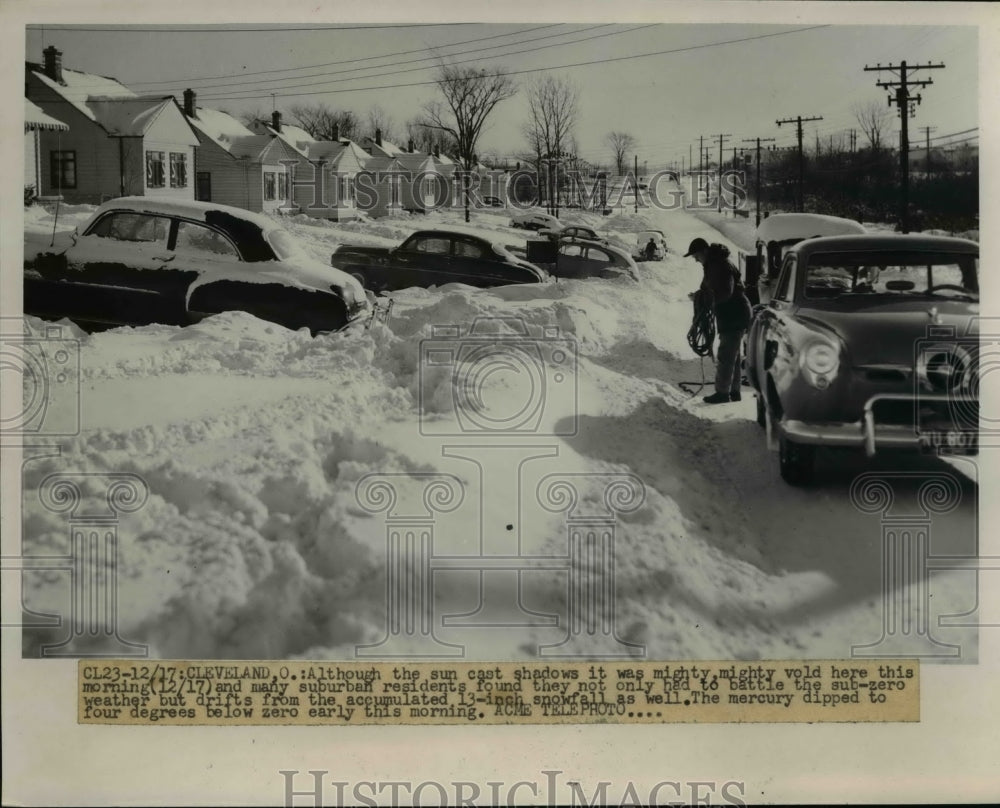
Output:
[[28, 23, 478, 33], [128, 24, 570, 87], [195, 24, 832, 101], [196, 24, 659, 99], [166, 25, 627, 94]]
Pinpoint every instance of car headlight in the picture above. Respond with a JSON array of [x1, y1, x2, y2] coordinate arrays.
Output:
[[800, 339, 840, 389]]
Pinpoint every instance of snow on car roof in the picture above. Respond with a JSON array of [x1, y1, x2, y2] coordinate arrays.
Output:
[[789, 232, 980, 255], [89, 196, 283, 234], [756, 213, 866, 243]]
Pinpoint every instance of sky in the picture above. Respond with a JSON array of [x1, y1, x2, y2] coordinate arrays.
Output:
[[20, 13, 981, 172]]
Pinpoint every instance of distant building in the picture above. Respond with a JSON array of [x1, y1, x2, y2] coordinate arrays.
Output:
[[26, 47, 199, 204], [182, 94, 301, 213]]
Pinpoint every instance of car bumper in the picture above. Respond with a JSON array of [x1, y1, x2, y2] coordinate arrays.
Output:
[[778, 393, 978, 457]]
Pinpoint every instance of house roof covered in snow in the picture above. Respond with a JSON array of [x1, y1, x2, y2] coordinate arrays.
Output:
[[188, 106, 255, 148], [250, 119, 317, 157], [27, 63, 136, 123], [361, 136, 405, 158], [228, 134, 302, 164], [85, 95, 195, 138], [24, 99, 69, 131], [305, 140, 372, 170]]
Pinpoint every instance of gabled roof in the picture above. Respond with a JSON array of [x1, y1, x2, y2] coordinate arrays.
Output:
[[394, 152, 435, 172], [361, 154, 403, 173], [250, 119, 316, 157], [188, 106, 255, 148], [85, 95, 187, 137], [27, 63, 136, 123], [25, 99, 69, 131], [228, 134, 302, 164], [362, 136, 405, 158], [304, 140, 371, 171]]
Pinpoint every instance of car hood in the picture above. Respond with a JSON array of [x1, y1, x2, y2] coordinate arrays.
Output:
[[795, 299, 979, 367]]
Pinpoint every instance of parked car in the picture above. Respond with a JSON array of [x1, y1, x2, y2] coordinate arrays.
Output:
[[745, 233, 979, 485], [509, 211, 561, 231], [331, 230, 547, 293], [24, 197, 368, 335], [753, 213, 866, 303], [552, 239, 639, 281], [633, 230, 668, 261], [482, 196, 505, 208]]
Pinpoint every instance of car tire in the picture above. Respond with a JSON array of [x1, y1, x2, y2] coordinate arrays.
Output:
[[778, 435, 815, 486]]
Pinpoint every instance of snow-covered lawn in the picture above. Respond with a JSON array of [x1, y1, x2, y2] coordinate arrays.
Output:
[[17, 195, 978, 662]]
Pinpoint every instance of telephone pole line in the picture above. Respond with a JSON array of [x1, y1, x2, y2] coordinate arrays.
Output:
[[920, 125, 937, 177], [742, 137, 776, 227], [711, 133, 731, 212], [864, 60, 945, 232], [776, 114, 823, 212]]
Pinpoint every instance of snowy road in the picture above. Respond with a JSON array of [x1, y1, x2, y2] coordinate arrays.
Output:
[[17, 197, 979, 662]]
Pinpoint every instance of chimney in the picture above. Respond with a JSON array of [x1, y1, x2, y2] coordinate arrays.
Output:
[[43, 46, 64, 84], [272, 110, 282, 133], [375, 128, 382, 147], [182, 89, 196, 119], [332, 123, 340, 141]]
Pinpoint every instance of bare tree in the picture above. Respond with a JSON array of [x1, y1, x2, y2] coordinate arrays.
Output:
[[606, 131, 637, 176], [366, 105, 397, 144], [238, 108, 268, 129], [419, 63, 517, 220], [288, 104, 359, 141], [406, 118, 446, 155], [853, 100, 892, 152], [524, 75, 579, 214]]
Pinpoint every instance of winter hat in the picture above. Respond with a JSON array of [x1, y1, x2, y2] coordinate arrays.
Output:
[[683, 237, 709, 257]]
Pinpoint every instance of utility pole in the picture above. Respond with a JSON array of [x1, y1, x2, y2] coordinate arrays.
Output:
[[776, 114, 823, 212], [711, 133, 731, 212], [698, 136, 704, 196], [865, 60, 944, 232], [920, 125, 936, 177], [634, 154, 639, 214], [742, 137, 776, 227]]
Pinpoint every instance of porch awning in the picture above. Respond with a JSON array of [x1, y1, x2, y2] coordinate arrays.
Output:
[[25, 99, 70, 132]]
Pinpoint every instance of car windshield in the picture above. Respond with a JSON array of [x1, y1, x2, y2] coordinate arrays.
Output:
[[266, 229, 306, 262], [803, 251, 978, 301]]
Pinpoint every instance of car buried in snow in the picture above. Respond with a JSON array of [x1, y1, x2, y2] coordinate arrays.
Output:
[[745, 233, 979, 485], [633, 229, 668, 262], [551, 239, 639, 281], [509, 210, 561, 231], [331, 230, 548, 293], [25, 197, 369, 335]]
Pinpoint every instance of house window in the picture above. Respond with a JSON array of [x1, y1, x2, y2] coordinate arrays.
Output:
[[277, 171, 288, 201], [169, 153, 188, 188], [264, 172, 277, 201], [50, 151, 77, 190], [146, 151, 166, 188]]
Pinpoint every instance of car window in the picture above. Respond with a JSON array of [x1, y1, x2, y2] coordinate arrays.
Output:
[[408, 236, 450, 255], [804, 252, 979, 299], [585, 247, 612, 264], [174, 221, 240, 262], [453, 239, 486, 259], [560, 244, 585, 258], [87, 212, 170, 245], [774, 255, 795, 300]]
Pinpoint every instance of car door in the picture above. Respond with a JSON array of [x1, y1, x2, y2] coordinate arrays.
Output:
[[390, 234, 451, 289], [555, 243, 588, 278], [32, 210, 185, 327], [448, 236, 523, 287], [750, 253, 797, 388], [171, 219, 244, 317]]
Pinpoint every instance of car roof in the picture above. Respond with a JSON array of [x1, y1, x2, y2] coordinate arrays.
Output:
[[757, 213, 866, 243], [789, 233, 980, 256], [564, 237, 635, 261], [89, 196, 282, 234], [409, 229, 488, 242]]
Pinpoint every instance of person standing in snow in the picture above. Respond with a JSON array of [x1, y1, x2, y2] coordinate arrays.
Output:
[[684, 237, 752, 404]]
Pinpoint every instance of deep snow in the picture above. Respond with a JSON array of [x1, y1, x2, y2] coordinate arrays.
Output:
[[17, 187, 979, 662]]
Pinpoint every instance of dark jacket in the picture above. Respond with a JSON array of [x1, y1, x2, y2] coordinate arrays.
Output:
[[700, 243, 752, 332]]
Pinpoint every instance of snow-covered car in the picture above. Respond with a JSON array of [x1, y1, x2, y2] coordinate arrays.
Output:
[[25, 197, 369, 335], [746, 233, 979, 485], [509, 211, 561, 231], [331, 230, 547, 293], [482, 196, 505, 208], [754, 213, 866, 303], [552, 239, 639, 281], [633, 230, 668, 261]]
